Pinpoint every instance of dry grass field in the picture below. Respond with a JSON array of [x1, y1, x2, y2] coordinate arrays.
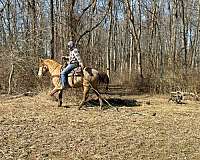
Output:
[[0, 91, 200, 160]]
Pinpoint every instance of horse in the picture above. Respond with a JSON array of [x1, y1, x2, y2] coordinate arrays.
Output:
[[37, 58, 109, 109]]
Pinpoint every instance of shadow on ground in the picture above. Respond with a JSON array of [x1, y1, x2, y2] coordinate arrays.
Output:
[[85, 98, 141, 109]]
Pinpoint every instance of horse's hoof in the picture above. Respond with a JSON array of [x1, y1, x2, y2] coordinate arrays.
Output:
[[78, 106, 82, 110], [100, 106, 105, 110], [78, 102, 84, 110], [58, 103, 62, 107]]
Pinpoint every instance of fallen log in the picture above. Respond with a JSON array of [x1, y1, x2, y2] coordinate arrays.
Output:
[[169, 91, 199, 104], [6, 91, 37, 99]]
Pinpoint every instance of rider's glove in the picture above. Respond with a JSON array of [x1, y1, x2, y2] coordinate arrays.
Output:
[[79, 63, 84, 68]]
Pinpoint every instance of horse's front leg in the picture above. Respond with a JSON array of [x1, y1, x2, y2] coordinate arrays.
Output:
[[48, 87, 61, 102], [49, 87, 60, 96], [49, 88, 63, 107], [58, 90, 63, 107]]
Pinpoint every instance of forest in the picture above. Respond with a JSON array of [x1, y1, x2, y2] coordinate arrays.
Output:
[[0, 0, 200, 94], [1, 1, 200, 159]]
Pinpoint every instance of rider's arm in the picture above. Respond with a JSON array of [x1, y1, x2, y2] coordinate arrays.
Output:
[[73, 49, 83, 67], [62, 56, 69, 61]]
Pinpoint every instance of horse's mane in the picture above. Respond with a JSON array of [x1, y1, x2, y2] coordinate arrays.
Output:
[[42, 59, 62, 75], [44, 59, 61, 66], [43, 59, 61, 68]]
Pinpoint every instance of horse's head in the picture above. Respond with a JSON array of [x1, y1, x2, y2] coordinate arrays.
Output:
[[38, 59, 49, 78]]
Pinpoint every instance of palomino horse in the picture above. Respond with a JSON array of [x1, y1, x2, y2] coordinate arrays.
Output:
[[37, 59, 109, 109]]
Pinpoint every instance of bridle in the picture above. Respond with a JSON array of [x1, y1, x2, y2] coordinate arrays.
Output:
[[41, 64, 49, 75]]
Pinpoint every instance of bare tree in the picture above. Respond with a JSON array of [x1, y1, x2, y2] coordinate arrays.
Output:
[[0, 0, 200, 94], [124, 0, 143, 79], [50, 0, 55, 59]]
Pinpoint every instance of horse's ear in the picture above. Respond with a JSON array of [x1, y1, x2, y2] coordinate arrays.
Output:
[[39, 58, 44, 63]]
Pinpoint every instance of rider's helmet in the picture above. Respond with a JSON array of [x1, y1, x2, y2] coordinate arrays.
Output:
[[67, 41, 75, 50]]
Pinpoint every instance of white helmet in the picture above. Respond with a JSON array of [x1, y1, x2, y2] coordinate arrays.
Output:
[[67, 41, 75, 50]]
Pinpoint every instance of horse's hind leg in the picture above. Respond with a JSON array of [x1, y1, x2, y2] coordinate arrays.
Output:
[[92, 86, 103, 110], [58, 90, 63, 107], [94, 89, 103, 109], [79, 85, 89, 110]]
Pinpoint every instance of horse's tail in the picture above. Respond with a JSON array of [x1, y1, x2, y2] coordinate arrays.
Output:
[[98, 71, 109, 91], [83, 67, 109, 90]]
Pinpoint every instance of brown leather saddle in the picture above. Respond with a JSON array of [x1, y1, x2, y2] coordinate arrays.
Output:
[[68, 66, 83, 85], [68, 66, 82, 77]]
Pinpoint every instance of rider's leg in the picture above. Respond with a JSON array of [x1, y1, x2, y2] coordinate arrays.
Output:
[[60, 63, 77, 89]]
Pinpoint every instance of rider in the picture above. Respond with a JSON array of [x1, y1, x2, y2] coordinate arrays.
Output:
[[60, 40, 84, 89]]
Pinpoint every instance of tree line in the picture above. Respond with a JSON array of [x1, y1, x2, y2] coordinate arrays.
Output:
[[0, 0, 199, 94]]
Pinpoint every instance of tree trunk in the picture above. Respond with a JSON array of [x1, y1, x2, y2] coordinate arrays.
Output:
[[106, 1, 113, 78], [8, 63, 14, 95], [124, 0, 143, 79], [50, 0, 54, 59], [181, 0, 188, 74]]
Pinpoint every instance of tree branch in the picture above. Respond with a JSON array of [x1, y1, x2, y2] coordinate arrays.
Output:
[[78, 0, 97, 21], [77, 2, 111, 44]]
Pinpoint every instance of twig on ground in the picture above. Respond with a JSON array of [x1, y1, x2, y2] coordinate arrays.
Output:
[[6, 91, 37, 99], [88, 83, 118, 111]]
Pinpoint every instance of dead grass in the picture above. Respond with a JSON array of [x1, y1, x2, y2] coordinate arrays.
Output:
[[0, 93, 200, 160]]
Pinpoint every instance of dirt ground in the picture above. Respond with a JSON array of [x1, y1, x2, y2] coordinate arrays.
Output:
[[0, 91, 200, 160]]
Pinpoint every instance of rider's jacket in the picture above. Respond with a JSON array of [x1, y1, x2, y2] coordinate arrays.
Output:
[[69, 48, 83, 66]]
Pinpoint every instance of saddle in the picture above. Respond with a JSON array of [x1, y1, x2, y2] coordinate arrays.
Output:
[[61, 58, 83, 86], [68, 66, 83, 86], [68, 66, 83, 77], [61, 59, 82, 77]]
